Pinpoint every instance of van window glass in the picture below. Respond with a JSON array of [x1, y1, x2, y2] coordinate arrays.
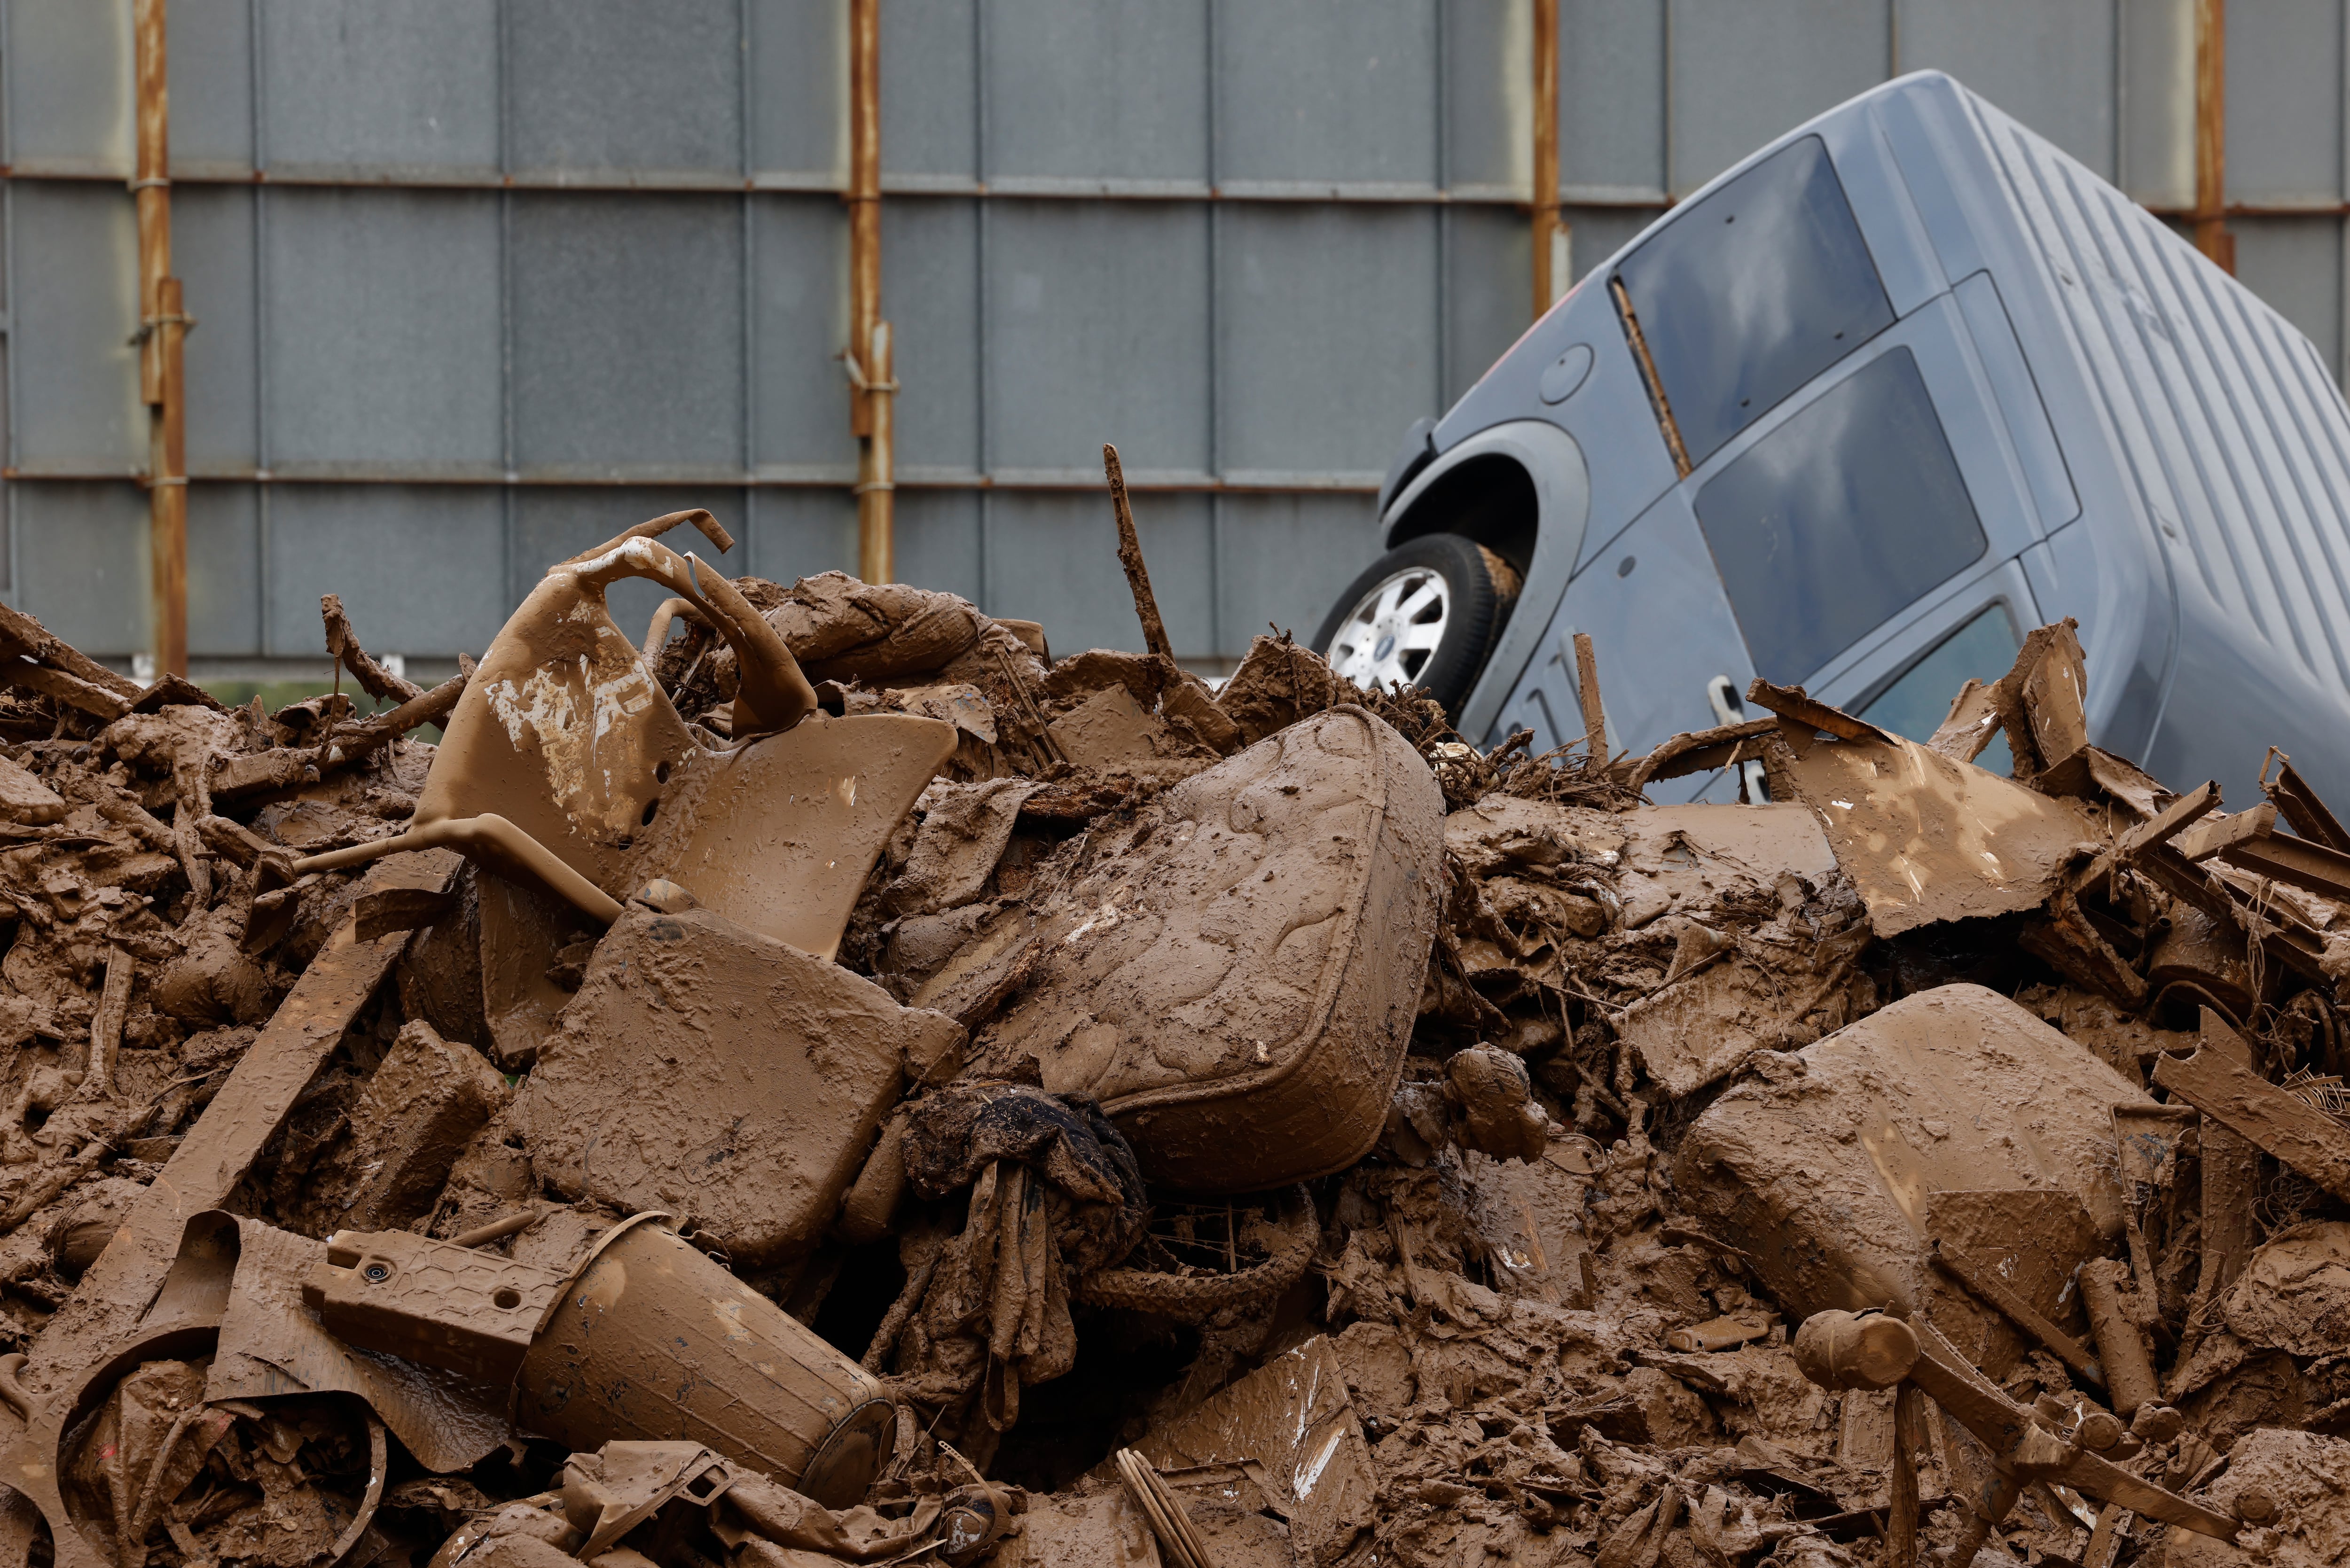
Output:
[[1616, 136, 1894, 466], [1695, 347, 1988, 681], [1859, 604, 2020, 774]]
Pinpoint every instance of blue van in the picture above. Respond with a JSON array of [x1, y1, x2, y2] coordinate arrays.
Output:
[[1315, 71, 2350, 808]]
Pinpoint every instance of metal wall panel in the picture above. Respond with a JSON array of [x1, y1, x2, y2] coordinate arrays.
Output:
[[986, 1, 1207, 184], [507, 0, 744, 177], [1445, 205, 1530, 404], [892, 489, 982, 605], [510, 193, 745, 474], [264, 485, 506, 657], [2226, 0, 2342, 203], [1446, 0, 1527, 194], [1896, 0, 2115, 178], [748, 484, 858, 585], [1560, 0, 1664, 197], [2119, 0, 2193, 207], [7, 0, 130, 172], [2234, 217, 2344, 375], [881, 198, 980, 474], [1216, 492, 1380, 649], [984, 200, 1211, 477], [14, 483, 149, 653], [187, 482, 259, 655], [265, 189, 502, 473], [1216, 0, 1438, 188], [172, 184, 257, 471], [880, 0, 976, 179], [167, 0, 251, 173], [1668, 0, 1888, 193], [259, 0, 501, 176], [11, 183, 141, 471], [983, 490, 1214, 656], [752, 0, 846, 179], [1217, 204, 1438, 479], [752, 195, 854, 473]]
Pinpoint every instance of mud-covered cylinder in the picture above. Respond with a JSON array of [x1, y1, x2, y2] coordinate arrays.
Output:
[[517, 1217, 894, 1507]]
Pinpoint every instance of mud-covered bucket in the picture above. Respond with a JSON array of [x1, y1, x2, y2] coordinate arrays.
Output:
[[517, 1216, 894, 1508]]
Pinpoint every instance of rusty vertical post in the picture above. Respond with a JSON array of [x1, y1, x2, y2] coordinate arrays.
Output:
[[847, 0, 895, 584], [2193, 0, 2233, 273], [133, 0, 188, 677], [1530, 0, 1560, 318]]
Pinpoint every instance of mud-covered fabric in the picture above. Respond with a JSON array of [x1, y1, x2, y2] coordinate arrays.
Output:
[[878, 1084, 1149, 1435], [901, 1082, 1144, 1273]]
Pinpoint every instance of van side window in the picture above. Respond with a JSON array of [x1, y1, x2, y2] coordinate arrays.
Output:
[[1615, 136, 1893, 467], [1695, 348, 1988, 682], [1858, 604, 2021, 773]]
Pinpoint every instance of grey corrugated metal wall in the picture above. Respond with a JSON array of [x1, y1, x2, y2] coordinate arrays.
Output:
[[0, 1, 2342, 677]]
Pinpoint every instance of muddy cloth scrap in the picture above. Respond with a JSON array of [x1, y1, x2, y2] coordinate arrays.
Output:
[[881, 1085, 1146, 1432]]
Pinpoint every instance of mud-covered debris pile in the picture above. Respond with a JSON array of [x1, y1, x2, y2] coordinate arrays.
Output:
[[0, 508, 2346, 1568]]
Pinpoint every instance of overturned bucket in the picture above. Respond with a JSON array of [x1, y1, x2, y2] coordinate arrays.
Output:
[[309, 1213, 894, 1509], [515, 1216, 895, 1508]]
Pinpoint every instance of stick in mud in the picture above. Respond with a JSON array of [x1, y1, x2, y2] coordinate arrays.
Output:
[[1104, 443, 1175, 663], [1573, 631, 1607, 763]]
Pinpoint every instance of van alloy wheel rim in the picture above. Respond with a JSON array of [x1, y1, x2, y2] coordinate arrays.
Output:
[[1325, 567, 1450, 689]]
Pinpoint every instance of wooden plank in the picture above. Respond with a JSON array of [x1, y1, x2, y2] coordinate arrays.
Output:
[[1574, 633, 1608, 763], [0, 601, 142, 700], [2219, 831, 2350, 903], [1889, 1383, 1925, 1568], [2265, 759, 2350, 852], [2154, 1042, 2350, 1202], [2170, 803, 2276, 862], [1930, 1239, 2105, 1388], [1745, 679, 1894, 744], [2, 659, 131, 721], [2045, 1447, 2237, 1542], [2118, 781, 2220, 860]]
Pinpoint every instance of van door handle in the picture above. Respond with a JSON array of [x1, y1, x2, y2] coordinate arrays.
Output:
[[1706, 675, 1770, 803]]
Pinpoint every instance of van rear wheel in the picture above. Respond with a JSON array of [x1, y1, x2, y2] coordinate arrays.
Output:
[[1314, 534, 1514, 714]]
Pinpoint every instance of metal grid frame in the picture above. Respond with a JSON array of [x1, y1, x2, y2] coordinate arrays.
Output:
[[0, 0, 2346, 672]]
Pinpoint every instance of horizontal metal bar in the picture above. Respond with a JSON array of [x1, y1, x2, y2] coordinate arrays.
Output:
[[10, 161, 2344, 221], [4, 466, 1378, 495], [980, 174, 1216, 199], [1559, 183, 1673, 207], [2144, 199, 2350, 219], [0, 162, 1637, 211]]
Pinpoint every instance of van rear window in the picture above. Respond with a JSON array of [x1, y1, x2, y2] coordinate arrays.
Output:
[[1615, 136, 1893, 467], [1695, 348, 1987, 682]]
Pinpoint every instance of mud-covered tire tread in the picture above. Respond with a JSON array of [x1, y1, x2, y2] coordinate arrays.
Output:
[[1072, 1186, 1316, 1319]]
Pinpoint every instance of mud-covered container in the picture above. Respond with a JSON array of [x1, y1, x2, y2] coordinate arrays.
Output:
[[517, 1217, 894, 1508], [961, 706, 1444, 1193]]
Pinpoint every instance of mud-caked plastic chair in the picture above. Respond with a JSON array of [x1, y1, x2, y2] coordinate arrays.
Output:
[[295, 511, 956, 1061]]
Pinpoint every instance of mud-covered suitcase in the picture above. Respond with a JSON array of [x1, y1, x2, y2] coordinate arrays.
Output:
[[948, 706, 1444, 1194]]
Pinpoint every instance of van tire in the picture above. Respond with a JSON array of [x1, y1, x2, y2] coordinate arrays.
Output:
[[1313, 534, 1518, 715]]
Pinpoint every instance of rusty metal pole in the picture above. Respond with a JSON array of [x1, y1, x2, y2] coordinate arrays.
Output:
[[133, 0, 188, 677], [1531, 0, 1561, 318], [847, 0, 895, 584], [2193, 0, 2233, 273]]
